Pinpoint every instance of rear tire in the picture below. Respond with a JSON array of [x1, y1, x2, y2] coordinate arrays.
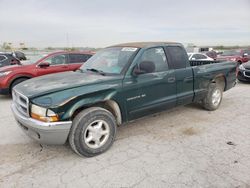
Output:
[[202, 82, 224, 111], [69, 107, 117, 157]]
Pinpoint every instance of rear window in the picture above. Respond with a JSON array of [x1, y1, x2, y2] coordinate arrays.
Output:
[[243, 50, 250, 55], [69, 54, 92, 64], [165, 46, 187, 69]]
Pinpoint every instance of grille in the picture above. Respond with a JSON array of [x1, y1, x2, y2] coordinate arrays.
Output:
[[12, 90, 29, 117]]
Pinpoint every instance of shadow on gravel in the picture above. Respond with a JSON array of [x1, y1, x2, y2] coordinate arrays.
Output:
[[0, 95, 11, 101]]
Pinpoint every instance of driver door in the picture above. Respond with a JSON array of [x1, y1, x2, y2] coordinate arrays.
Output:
[[36, 54, 69, 76], [122, 47, 177, 120]]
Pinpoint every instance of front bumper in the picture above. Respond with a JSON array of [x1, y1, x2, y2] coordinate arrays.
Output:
[[11, 103, 72, 145], [237, 70, 250, 82]]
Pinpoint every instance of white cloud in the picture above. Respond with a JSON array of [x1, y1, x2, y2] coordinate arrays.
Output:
[[0, 0, 249, 47]]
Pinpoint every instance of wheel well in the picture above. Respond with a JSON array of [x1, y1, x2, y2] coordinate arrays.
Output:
[[71, 100, 122, 125], [212, 75, 226, 91], [9, 76, 31, 92]]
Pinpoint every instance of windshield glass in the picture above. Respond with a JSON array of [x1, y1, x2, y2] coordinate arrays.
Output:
[[22, 54, 47, 65], [80, 47, 138, 74], [221, 50, 241, 56]]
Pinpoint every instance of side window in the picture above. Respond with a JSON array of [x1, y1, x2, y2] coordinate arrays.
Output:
[[69, 54, 90, 64], [43, 54, 67, 65], [139, 47, 168, 73], [0, 55, 7, 62], [193, 54, 206, 60], [165, 46, 187, 69], [243, 50, 250, 55]]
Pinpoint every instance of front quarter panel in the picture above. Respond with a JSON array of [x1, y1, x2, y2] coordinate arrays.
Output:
[[31, 79, 123, 121]]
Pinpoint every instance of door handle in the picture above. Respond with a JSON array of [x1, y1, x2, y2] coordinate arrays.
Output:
[[184, 77, 193, 82], [167, 77, 175, 83]]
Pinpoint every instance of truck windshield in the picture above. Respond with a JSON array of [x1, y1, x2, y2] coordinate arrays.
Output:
[[80, 47, 138, 74]]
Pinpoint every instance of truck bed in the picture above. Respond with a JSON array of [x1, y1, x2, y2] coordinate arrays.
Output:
[[189, 60, 225, 66]]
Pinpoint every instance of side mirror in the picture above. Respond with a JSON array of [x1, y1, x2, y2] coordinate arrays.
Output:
[[39, 62, 50, 68], [243, 53, 248, 57], [132, 61, 155, 76], [132, 66, 146, 76]]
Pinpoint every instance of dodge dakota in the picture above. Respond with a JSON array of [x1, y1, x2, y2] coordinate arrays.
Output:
[[11, 42, 237, 157]]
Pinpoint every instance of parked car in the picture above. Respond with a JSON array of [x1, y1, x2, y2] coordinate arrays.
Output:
[[204, 50, 217, 60], [13, 51, 27, 61], [237, 61, 250, 82], [11, 42, 237, 157], [0, 51, 94, 95], [0, 53, 21, 68], [217, 49, 250, 64], [188, 53, 214, 61]]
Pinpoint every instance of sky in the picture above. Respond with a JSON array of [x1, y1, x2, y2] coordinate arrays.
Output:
[[0, 0, 249, 48]]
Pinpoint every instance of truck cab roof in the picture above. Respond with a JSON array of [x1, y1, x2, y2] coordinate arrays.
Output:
[[109, 42, 183, 48]]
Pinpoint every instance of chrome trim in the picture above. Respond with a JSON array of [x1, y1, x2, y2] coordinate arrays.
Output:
[[11, 103, 72, 128], [12, 89, 29, 117]]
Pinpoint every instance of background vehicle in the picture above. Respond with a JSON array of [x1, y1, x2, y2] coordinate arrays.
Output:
[[0, 53, 21, 68], [188, 53, 214, 61], [13, 51, 27, 61], [204, 50, 217, 60], [217, 49, 250, 64], [11, 42, 237, 157], [237, 61, 250, 82], [0, 51, 94, 95]]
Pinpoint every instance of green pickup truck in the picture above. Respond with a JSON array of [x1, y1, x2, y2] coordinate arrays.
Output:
[[11, 42, 237, 157]]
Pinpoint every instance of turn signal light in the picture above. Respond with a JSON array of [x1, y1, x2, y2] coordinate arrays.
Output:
[[31, 113, 59, 122]]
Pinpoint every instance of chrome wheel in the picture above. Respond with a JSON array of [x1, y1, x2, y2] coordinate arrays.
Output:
[[212, 88, 221, 106], [84, 120, 110, 149]]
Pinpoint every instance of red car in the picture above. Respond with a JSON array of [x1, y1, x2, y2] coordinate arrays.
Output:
[[217, 49, 250, 64], [0, 51, 94, 95]]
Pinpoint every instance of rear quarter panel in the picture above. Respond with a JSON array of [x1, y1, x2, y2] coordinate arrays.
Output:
[[192, 61, 236, 102]]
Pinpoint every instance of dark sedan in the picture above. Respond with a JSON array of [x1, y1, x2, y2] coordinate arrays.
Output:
[[237, 61, 250, 82], [0, 53, 21, 67]]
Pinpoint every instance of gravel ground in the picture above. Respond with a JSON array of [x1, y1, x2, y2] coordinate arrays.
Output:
[[0, 82, 250, 188]]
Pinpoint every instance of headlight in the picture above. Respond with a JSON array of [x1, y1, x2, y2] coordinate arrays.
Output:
[[31, 104, 59, 122], [239, 64, 245, 70], [0, 71, 12, 77]]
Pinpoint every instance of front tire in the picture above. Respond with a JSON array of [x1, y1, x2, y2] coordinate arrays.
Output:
[[69, 107, 117, 157]]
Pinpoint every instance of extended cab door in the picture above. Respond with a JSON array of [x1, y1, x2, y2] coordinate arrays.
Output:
[[123, 47, 177, 120], [165, 46, 194, 105], [36, 54, 69, 76]]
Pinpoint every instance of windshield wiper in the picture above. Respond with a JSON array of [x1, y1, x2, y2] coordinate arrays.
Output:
[[86, 68, 106, 75]]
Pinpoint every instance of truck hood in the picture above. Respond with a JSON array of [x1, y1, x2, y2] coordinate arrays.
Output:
[[14, 71, 122, 98]]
